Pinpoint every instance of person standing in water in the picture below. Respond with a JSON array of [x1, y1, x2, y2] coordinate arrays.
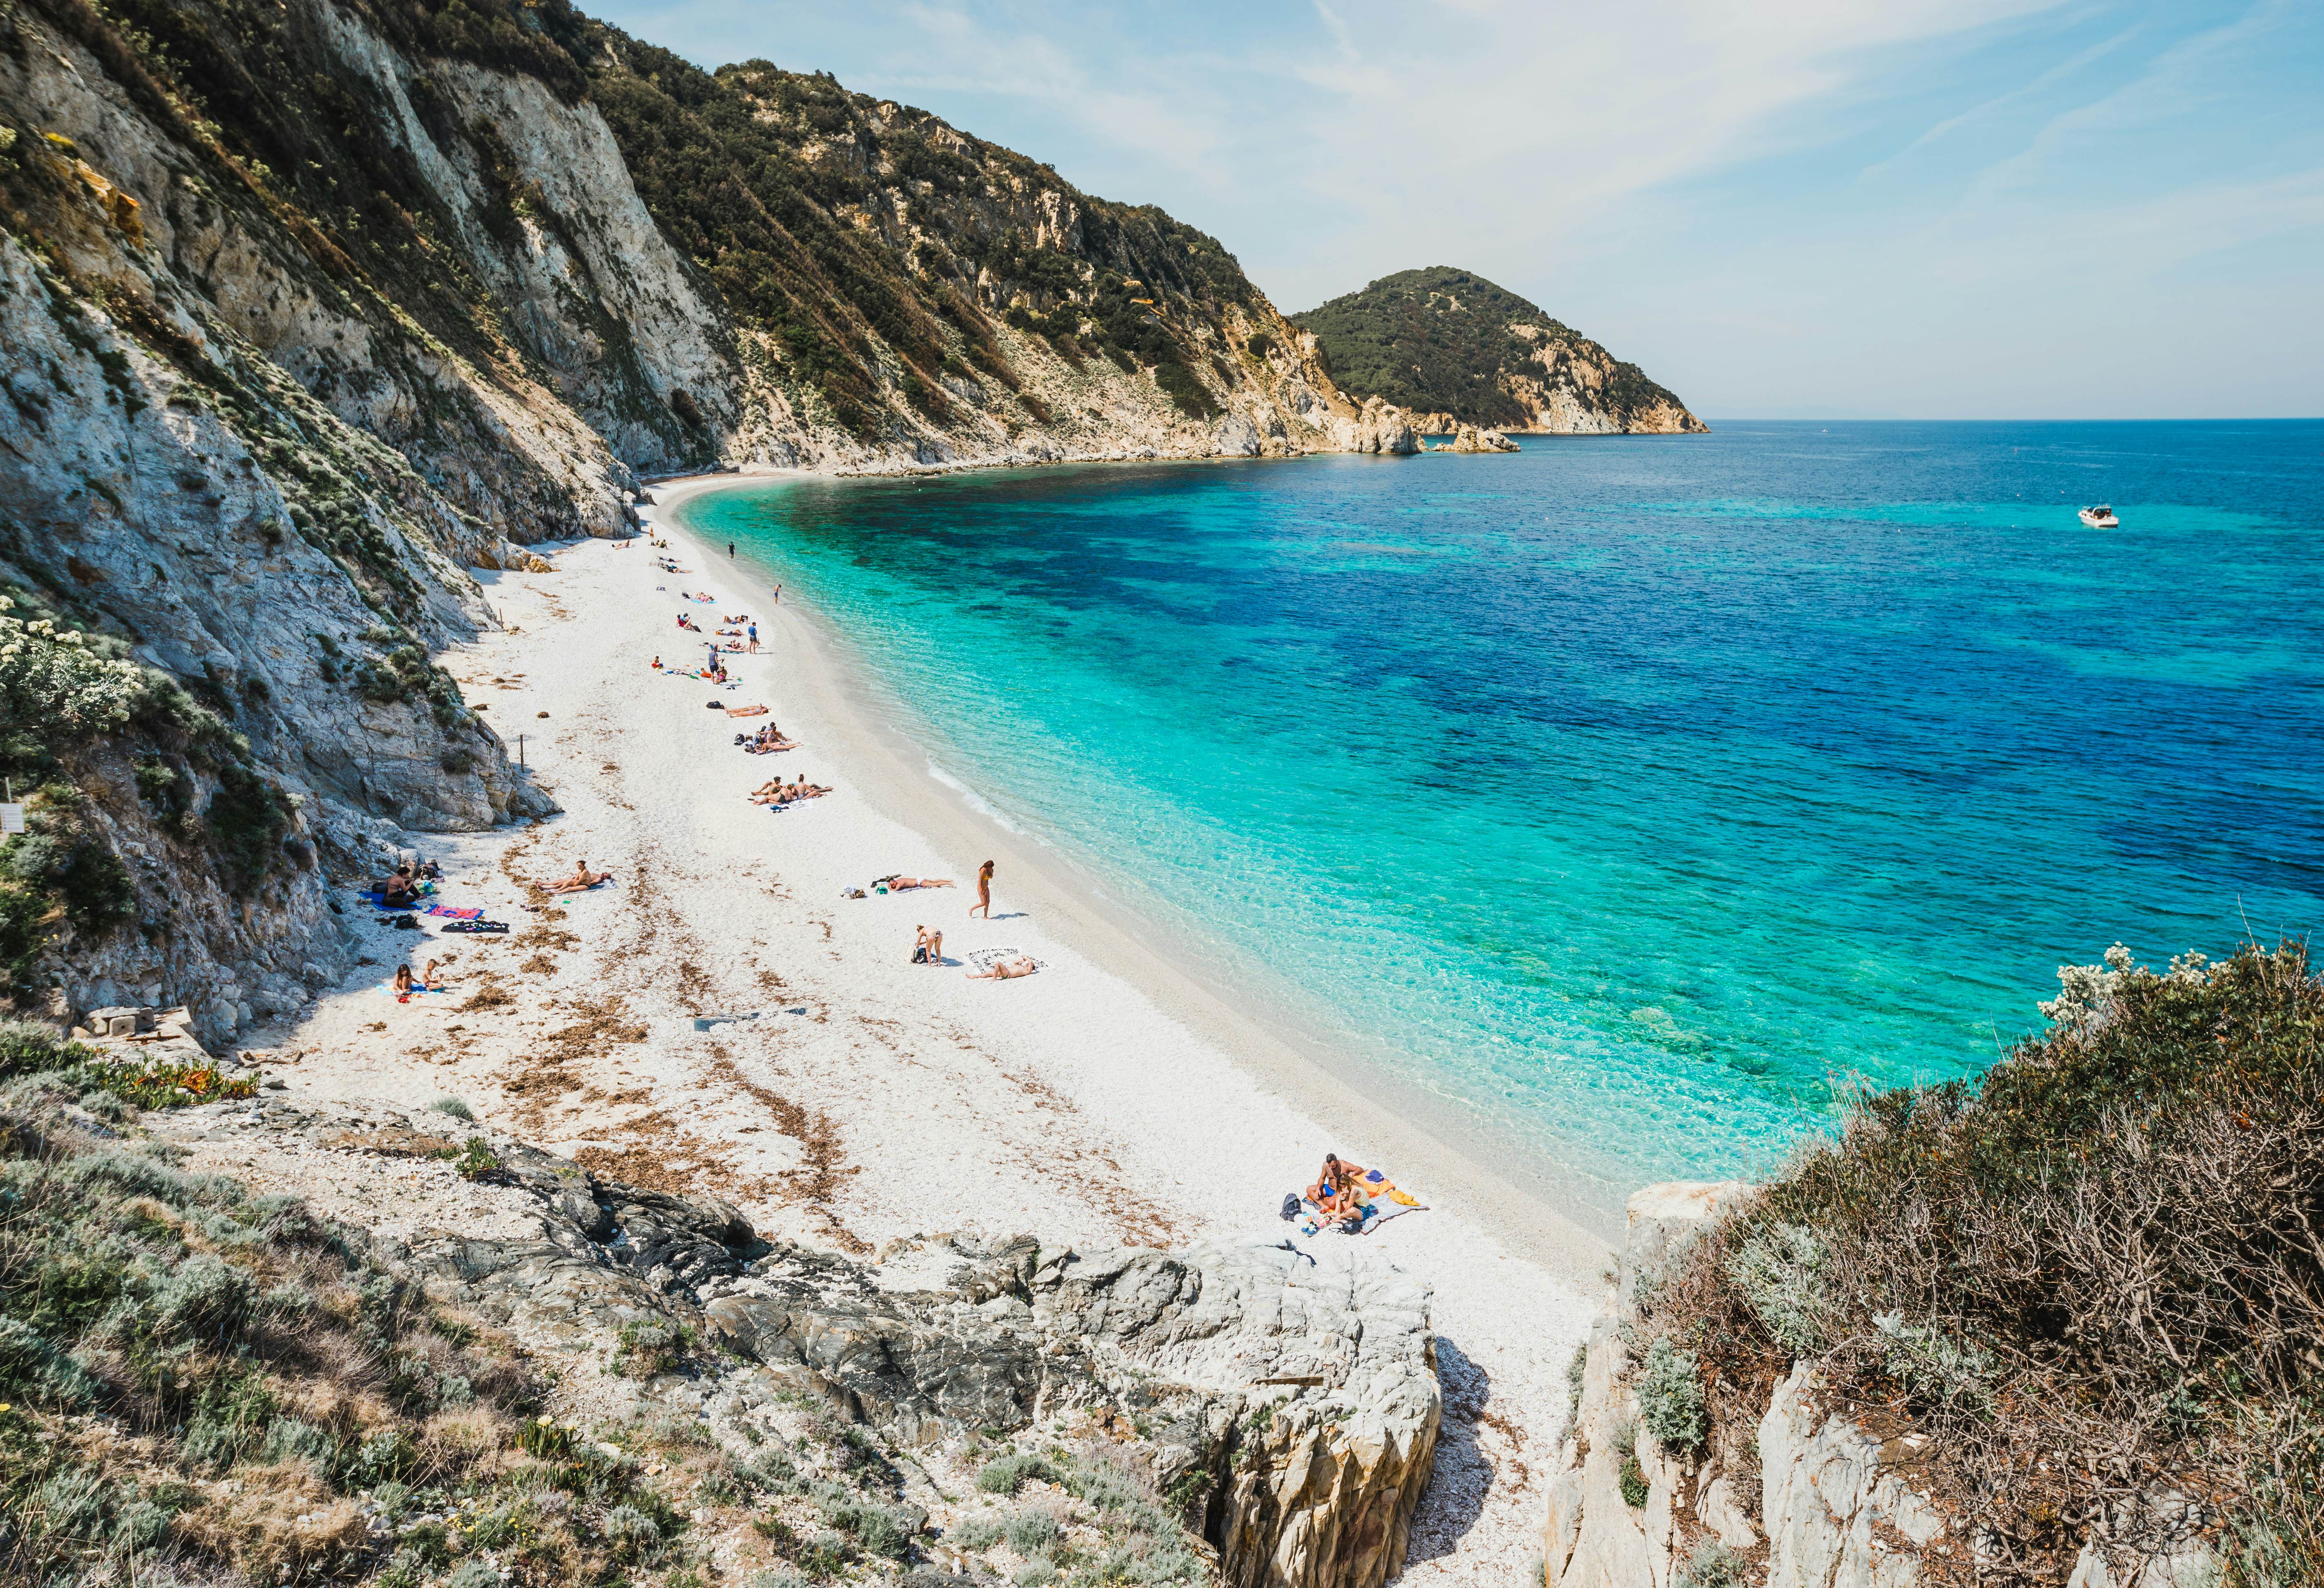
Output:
[[972, 859, 995, 918]]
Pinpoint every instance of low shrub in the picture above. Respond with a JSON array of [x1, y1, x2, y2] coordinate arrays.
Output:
[[1676, 1539, 1745, 1588], [977, 1452, 1054, 1495], [430, 1095, 476, 1120], [1635, 1336, 1706, 1450], [1004, 1509, 1058, 1553], [611, 1318, 696, 1378]]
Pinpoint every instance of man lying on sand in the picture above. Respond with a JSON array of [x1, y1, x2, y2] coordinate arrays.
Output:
[[544, 858, 612, 893], [968, 956, 1037, 981], [873, 875, 953, 891]]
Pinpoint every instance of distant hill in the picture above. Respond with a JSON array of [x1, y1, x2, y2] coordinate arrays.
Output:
[[1292, 267, 1706, 434]]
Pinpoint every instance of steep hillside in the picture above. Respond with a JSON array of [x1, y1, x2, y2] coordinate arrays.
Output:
[[1293, 267, 1705, 435]]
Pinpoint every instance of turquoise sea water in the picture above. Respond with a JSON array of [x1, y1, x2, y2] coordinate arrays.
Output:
[[683, 422, 2324, 1215]]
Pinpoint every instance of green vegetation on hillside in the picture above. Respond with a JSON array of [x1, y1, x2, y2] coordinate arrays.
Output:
[[18, 0, 1257, 443], [1292, 265, 1694, 430], [1636, 941, 2324, 1585]]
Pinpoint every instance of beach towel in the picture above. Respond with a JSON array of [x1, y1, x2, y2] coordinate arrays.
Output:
[[438, 920, 509, 934], [964, 946, 1050, 973], [689, 594, 719, 604], [419, 902, 482, 920], [1360, 1168, 1424, 1208]]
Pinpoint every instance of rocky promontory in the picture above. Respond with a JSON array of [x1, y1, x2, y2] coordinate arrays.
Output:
[[1292, 268, 1704, 435]]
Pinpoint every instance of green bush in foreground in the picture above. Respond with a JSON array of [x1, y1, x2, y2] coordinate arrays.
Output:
[[1643, 940, 2324, 1586]]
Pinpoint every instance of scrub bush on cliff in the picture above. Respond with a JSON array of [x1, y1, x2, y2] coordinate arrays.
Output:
[[1638, 939, 2324, 1586], [0, 1075, 545, 1583], [0, 785, 133, 995]]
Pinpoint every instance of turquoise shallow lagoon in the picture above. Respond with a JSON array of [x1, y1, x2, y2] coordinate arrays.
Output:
[[682, 421, 2324, 1214]]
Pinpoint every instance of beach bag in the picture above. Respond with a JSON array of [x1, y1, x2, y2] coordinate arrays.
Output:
[[911, 945, 928, 964], [378, 913, 419, 930], [1279, 1193, 1300, 1222]]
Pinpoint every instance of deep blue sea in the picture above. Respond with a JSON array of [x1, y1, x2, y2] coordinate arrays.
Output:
[[684, 422, 2324, 1212]]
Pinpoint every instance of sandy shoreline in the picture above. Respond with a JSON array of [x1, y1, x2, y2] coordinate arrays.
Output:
[[260, 469, 1609, 1584]]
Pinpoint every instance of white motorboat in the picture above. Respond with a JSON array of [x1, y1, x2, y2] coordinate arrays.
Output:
[[2079, 504, 2119, 528]]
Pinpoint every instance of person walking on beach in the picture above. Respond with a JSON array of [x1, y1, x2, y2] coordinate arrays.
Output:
[[972, 859, 995, 918], [728, 541, 736, 559], [748, 622, 759, 653]]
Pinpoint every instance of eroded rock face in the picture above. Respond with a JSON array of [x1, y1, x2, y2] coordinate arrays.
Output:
[[1758, 1365, 1942, 1588], [1334, 397, 1420, 455], [158, 1100, 1439, 1588], [1542, 1183, 1951, 1588]]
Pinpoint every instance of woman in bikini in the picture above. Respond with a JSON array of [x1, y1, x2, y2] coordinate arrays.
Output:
[[874, 875, 954, 891], [968, 955, 1036, 981], [972, 859, 995, 919]]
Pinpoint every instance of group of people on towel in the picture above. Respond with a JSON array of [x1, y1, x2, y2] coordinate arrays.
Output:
[[751, 775, 831, 807], [1300, 1153, 1416, 1229], [741, 722, 796, 753]]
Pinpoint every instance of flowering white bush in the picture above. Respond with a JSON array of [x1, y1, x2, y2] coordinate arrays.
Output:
[[0, 598, 150, 735], [2040, 943, 2220, 1034], [2037, 941, 2134, 1033]]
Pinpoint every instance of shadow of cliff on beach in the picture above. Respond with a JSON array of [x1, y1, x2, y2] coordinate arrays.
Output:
[[1403, 1335, 1518, 1568]]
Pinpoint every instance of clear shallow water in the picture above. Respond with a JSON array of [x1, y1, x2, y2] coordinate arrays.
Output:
[[685, 422, 2324, 1212]]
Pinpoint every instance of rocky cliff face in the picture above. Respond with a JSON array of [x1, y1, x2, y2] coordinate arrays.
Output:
[[1292, 266, 1705, 435]]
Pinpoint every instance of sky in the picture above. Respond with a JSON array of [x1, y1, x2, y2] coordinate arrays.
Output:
[[583, 0, 2322, 419]]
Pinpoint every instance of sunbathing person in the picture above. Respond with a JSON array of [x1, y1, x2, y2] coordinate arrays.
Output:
[[545, 858, 611, 893], [375, 864, 421, 908], [1308, 1154, 1369, 1218], [968, 955, 1037, 981], [748, 778, 789, 804], [873, 874, 954, 891]]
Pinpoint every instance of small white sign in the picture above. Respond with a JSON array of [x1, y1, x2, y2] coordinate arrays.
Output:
[[0, 804, 22, 835]]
